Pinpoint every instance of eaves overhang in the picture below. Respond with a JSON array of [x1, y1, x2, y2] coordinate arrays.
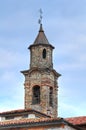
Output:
[[28, 43, 54, 49]]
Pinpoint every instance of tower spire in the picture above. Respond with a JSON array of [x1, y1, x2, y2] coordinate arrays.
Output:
[[39, 23, 43, 32], [21, 15, 61, 118]]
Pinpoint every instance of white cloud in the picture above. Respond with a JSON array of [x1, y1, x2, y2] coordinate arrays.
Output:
[[0, 81, 24, 112], [0, 48, 28, 69], [58, 101, 86, 118], [53, 32, 86, 71]]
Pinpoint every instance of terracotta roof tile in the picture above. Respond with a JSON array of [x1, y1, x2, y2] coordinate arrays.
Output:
[[0, 117, 81, 130], [0, 118, 61, 127], [65, 116, 86, 125], [0, 109, 32, 115]]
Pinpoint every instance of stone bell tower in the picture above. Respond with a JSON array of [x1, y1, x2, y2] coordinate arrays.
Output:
[[21, 24, 61, 118]]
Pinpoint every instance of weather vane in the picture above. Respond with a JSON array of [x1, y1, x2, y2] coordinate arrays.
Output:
[[38, 8, 43, 25]]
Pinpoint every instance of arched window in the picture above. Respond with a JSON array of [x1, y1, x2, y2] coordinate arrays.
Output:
[[32, 85, 40, 104], [49, 87, 53, 107], [42, 49, 46, 59]]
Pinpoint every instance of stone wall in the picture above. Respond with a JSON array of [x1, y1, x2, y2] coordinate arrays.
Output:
[[24, 70, 58, 117], [30, 45, 53, 69]]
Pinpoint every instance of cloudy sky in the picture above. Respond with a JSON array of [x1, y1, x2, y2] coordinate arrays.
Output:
[[0, 0, 86, 118]]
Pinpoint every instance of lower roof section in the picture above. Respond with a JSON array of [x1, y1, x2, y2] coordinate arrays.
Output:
[[0, 108, 50, 118], [0, 117, 81, 130]]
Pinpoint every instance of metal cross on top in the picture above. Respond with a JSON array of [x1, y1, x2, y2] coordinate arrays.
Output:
[[38, 9, 43, 25]]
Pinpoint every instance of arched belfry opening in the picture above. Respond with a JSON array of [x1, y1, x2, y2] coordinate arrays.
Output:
[[32, 85, 40, 104], [42, 48, 46, 59]]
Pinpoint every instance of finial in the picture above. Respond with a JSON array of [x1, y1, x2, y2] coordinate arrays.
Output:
[[38, 8, 43, 25]]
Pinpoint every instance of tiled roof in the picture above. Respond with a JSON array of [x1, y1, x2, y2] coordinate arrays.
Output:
[[0, 118, 60, 125], [0, 109, 50, 117], [0, 118, 61, 128], [0, 109, 29, 115], [65, 116, 86, 125], [0, 117, 81, 130]]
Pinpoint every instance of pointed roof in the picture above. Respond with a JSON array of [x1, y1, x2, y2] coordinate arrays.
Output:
[[28, 24, 54, 49], [33, 24, 49, 45]]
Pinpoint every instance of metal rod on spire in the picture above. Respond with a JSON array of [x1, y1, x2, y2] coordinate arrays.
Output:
[[38, 8, 43, 25]]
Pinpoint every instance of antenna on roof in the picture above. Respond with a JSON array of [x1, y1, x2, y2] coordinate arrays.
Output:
[[38, 8, 43, 25]]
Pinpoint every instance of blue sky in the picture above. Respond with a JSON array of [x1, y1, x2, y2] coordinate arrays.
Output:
[[0, 0, 86, 118]]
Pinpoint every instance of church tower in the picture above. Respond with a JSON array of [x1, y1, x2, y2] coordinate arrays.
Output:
[[21, 24, 61, 118]]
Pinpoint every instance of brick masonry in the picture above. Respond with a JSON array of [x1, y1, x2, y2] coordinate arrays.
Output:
[[24, 70, 58, 117]]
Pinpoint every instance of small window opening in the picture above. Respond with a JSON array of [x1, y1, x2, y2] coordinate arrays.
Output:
[[32, 86, 40, 104], [42, 49, 46, 59], [5, 116, 14, 120], [49, 87, 53, 107]]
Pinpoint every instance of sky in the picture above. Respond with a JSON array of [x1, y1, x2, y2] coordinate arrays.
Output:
[[0, 0, 86, 118]]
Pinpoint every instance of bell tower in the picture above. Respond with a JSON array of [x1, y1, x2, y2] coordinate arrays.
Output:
[[21, 24, 61, 118]]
